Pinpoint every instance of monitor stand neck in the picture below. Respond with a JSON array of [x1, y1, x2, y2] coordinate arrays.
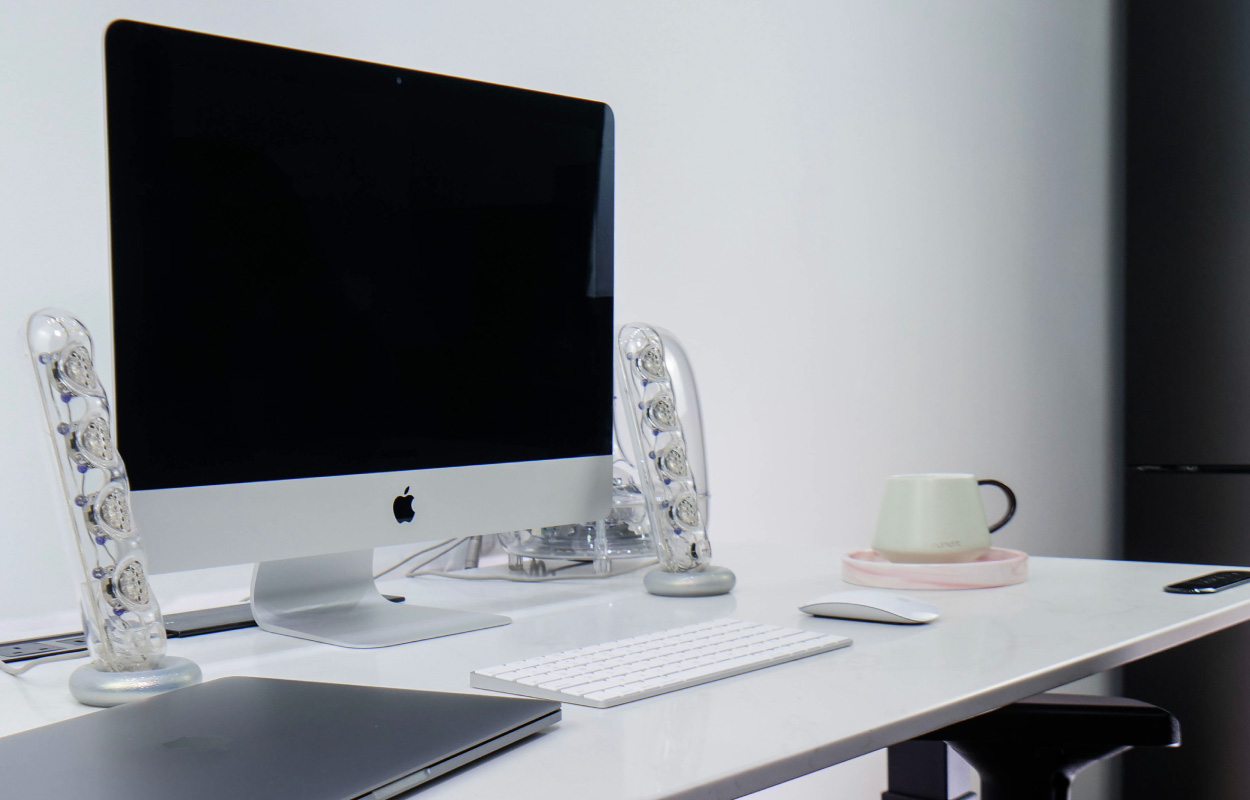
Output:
[[250, 549, 509, 648]]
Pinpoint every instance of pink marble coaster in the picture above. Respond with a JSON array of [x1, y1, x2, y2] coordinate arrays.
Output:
[[842, 548, 1028, 590]]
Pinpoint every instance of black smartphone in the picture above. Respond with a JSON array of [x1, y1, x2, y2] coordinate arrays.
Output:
[[164, 595, 406, 637], [1164, 571, 1250, 594], [163, 604, 257, 637]]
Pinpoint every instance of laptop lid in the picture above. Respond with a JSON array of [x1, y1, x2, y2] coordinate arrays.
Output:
[[0, 677, 560, 800]]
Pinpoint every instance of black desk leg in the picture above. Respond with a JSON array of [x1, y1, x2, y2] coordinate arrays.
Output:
[[882, 740, 975, 800]]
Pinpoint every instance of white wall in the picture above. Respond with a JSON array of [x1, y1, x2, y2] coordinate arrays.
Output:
[[0, 1, 1115, 797]]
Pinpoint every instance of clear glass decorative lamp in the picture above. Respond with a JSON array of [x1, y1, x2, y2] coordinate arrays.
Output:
[[26, 308, 201, 706], [615, 323, 734, 597]]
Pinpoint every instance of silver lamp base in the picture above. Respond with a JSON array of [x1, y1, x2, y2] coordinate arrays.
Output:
[[69, 656, 202, 708], [644, 564, 736, 597]]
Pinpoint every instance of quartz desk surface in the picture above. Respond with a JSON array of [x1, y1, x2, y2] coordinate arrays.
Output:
[[2, 546, 1248, 800]]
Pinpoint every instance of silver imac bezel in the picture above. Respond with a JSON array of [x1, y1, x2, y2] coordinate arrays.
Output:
[[138, 456, 610, 647]]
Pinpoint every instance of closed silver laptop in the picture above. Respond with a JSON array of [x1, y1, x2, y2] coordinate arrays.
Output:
[[0, 677, 560, 800]]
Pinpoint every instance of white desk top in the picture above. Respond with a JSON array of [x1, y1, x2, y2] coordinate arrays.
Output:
[[3, 547, 1249, 800]]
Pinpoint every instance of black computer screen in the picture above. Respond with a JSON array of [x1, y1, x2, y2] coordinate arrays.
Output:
[[105, 21, 614, 490]]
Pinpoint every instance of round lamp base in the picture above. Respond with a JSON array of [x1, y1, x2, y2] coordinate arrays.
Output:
[[644, 564, 736, 597], [69, 656, 202, 708]]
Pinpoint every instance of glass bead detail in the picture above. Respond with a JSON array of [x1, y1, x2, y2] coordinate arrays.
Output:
[[79, 417, 115, 464], [114, 559, 150, 609], [658, 444, 689, 478], [646, 394, 679, 430], [637, 344, 667, 380], [93, 485, 134, 537], [671, 494, 701, 528], [59, 346, 98, 393]]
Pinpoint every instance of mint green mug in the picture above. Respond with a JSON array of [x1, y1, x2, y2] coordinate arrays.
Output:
[[872, 473, 1016, 563]]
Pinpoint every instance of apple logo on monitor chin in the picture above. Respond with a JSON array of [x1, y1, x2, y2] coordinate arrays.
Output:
[[393, 486, 416, 524]]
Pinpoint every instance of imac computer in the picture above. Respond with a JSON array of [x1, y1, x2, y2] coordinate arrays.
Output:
[[103, 21, 614, 647]]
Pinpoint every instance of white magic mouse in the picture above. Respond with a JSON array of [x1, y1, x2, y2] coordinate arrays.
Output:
[[799, 590, 939, 624]]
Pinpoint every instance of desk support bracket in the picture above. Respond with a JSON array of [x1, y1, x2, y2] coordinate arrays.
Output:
[[883, 740, 974, 800]]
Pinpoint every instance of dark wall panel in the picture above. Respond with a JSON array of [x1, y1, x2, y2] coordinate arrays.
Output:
[[1125, 1, 1250, 466]]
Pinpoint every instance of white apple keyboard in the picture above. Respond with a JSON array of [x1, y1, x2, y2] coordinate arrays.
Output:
[[470, 618, 852, 708]]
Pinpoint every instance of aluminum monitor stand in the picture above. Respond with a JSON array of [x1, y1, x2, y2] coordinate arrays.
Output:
[[251, 549, 509, 648]]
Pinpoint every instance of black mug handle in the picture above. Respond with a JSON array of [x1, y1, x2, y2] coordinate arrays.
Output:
[[977, 479, 1017, 533]]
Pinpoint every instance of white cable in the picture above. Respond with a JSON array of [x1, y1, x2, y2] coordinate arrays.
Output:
[[402, 538, 469, 578], [0, 650, 89, 676], [373, 539, 460, 579]]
